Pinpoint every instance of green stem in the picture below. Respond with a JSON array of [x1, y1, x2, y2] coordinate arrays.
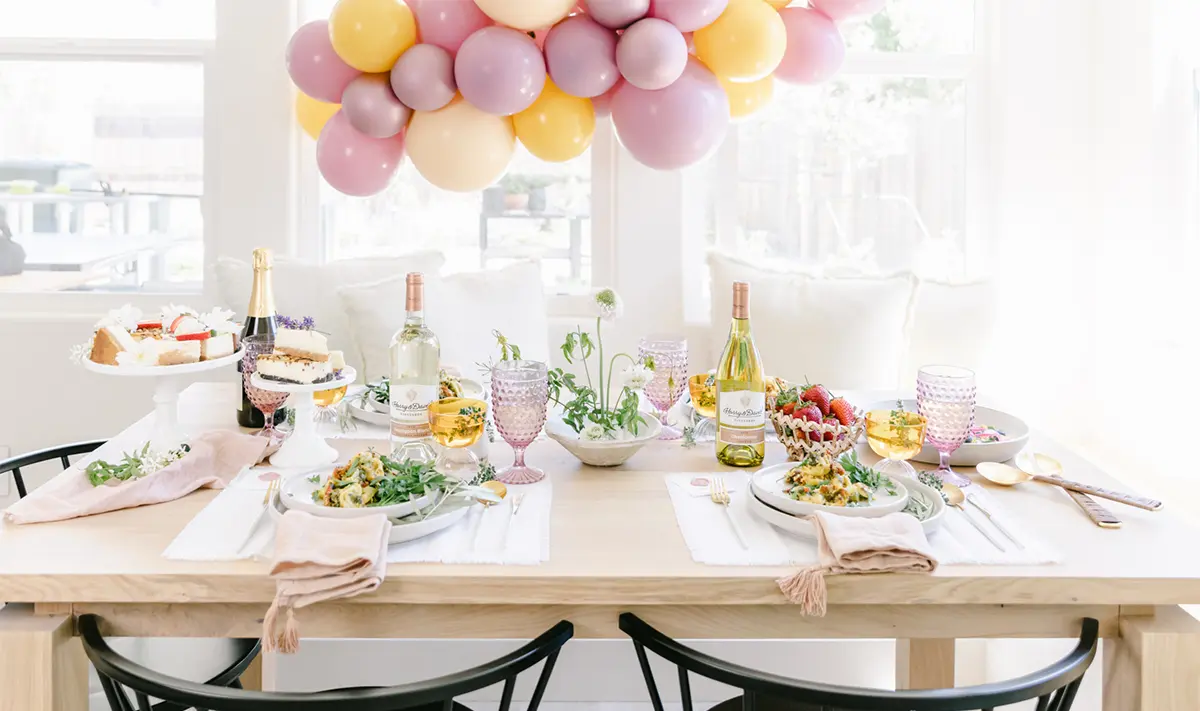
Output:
[[596, 317, 605, 411], [576, 327, 594, 393], [605, 352, 636, 409]]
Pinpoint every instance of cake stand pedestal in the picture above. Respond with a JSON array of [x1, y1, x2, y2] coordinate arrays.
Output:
[[82, 350, 244, 451], [251, 367, 357, 468]]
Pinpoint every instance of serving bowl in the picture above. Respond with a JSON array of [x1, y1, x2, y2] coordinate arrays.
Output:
[[865, 400, 1029, 466], [750, 461, 909, 519], [545, 416, 662, 467]]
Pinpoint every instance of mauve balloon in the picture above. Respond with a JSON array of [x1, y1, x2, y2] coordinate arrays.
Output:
[[455, 26, 547, 116], [592, 78, 623, 117], [412, 0, 493, 54], [649, 0, 728, 33], [286, 20, 360, 103], [342, 74, 412, 138], [611, 58, 729, 170], [391, 44, 457, 111], [545, 15, 619, 99], [809, 0, 886, 22], [317, 111, 406, 197], [585, 0, 651, 29], [616, 18, 687, 90], [775, 7, 845, 85]]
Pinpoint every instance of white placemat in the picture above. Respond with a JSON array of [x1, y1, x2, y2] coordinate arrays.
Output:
[[163, 467, 551, 566], [666, 473, 1060, 567]]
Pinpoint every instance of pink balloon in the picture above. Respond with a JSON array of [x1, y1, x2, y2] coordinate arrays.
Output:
[[616, 18, 687, 91], [455, 26, 547, 116], [342, 74, 412, 138], [391, 44, 457, 111], [592, 78, 623, 117], [775, 7, 845, 85], [648, 0, 728, 33], [412, 0, 493, 54], [545, 15, 619, 98], [286, 20, 360, 103], [586, 0, 650, 29], [531, 28, 551, 50], [317, 111, 406, 197], [810, 0, 886, 23], [611, 58, 729, 170]]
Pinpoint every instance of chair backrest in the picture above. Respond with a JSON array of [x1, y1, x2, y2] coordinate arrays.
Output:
[[80, 615, 574, 711], [619, 613, 1097, 711], [0, 440, 106, 499]]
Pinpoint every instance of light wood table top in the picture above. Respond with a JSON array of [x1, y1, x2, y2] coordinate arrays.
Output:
[[1, 382, 1197, 609]]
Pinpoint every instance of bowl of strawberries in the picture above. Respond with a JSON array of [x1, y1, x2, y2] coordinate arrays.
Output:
[[767, 380, 865, 462]]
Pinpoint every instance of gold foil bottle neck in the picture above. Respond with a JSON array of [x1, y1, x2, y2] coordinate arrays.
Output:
[[406, 272, 424, 312], [732, 281, 750, 319], [251, 248, 272, 272], [247, 248, 275, 318]]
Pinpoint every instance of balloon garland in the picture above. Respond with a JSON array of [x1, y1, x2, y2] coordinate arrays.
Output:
[[287, 0, 886, 196]]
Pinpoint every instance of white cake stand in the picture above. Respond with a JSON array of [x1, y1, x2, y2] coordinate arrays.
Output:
[[82, 349, 244, 451], [251, 367, 357, 467]]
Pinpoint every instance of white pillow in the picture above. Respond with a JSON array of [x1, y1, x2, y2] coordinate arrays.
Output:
[[214, 252, 446, 374], [338, 261, 551, 382], [902, 279, 997, 384], [708, 252, 916, 390]]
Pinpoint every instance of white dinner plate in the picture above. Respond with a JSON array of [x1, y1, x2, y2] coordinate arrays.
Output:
[[746, 473, 945, 539], [750, 461, 909, 518], [270, 486, 469, 544], [865, 400, 1029, 466], [278, 467, 435, 520]]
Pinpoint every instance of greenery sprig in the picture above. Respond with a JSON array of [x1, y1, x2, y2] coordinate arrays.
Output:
[[85, 442, 191, 487]]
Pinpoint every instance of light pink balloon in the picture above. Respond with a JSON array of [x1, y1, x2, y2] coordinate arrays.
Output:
[[592, 78, 623, 117], [586, 0, 650, 29], [342, 74, 412, 138], [317, 111, 406, 197], [616, 18, 687, 90], [810, 0, 887, 23], [455, 26, 547, 116], [611, 58, 729, 170], [391, 44, 457, 111], [532, 28, 551, 50], [286, 20, 360, 103], [775, 7, 845, 85], [545, 14, 620, 98], [412, 0, 493, 54], [649, 0, 728, 33]]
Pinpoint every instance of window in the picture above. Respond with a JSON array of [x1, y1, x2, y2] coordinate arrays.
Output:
[[0, 1, 211, 294]]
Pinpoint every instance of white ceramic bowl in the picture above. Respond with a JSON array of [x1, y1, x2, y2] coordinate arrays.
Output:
[[545, 416, 662, 467], [866, 400, 1029, 466], [278, 467, 435, 519], [747, 472, 945, 538], [750, 461, 909, 518], [270, 486, 469, 544]]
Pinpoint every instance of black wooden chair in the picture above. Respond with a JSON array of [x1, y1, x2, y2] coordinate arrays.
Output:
[[81, 614, 574, 711], [0, 439, 106, 498], [620, 613, 1098, 711]]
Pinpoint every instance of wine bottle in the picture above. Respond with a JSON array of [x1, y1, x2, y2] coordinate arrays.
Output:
[[389, 272, 441, 457], [715, 281, 765, 467], [236, 248, 281, 428]]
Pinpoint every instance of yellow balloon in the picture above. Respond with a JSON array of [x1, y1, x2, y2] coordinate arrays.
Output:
[[472, 0, 575, 31], [694, 0, 787, 82], [407, 96, 517, 192], [720, 74, 774, 120], [513, 80, 596, 163], [296, 93, 340, 140], [329, 0, 417, 73], [764, 0, 791, 8]]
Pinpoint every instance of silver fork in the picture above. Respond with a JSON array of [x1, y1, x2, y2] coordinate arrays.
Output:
[[710, 477, 748, 550], [236, 477, 279, 557], [965, 493, 1024, 550], [496, 493, 525, 553]]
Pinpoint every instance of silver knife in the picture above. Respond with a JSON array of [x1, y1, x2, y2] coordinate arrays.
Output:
[[965, 494, 1025, 550], [957, 506, 1006, 551]]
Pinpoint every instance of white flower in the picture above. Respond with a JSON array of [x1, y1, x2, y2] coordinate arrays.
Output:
[[95, 304, 142, 331], [200, 307, 238, 334], [162, 303, 197, 329], [582, 423, 609, 441], [590, 288, 624, 322], [623, 363, 654, 390], [115, 339, 159, 367], [69, 337, 94, 365]]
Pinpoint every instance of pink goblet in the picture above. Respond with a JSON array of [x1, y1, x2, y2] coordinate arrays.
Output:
[[491, 360, 549, 485], [637, 335, 688, 440], [916, 364, 977, 488], [242, 336, 290, 445]]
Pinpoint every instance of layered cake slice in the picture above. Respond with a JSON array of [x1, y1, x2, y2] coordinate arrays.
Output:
[[274, 327, 329, 362], [255, 353, 334, 384]]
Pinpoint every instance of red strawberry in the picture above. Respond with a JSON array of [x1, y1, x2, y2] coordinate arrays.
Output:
[[821, 415, 839, 441], [781, 401, 796, 416], [801, 383, 833, 416], [794, 402, 823, 442], [829, 397, 856, 426]]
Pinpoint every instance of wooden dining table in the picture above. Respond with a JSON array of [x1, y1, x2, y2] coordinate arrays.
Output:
[[1, 382, 1198, 711]]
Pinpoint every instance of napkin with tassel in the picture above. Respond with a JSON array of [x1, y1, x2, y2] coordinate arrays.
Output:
[[262, 509, 392, 654], [777, 511, 938, 615]]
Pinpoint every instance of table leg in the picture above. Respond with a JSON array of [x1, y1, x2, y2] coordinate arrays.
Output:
[[0, 605, 89, 711], [241, 652, 264, 691], [1104, 606, 1200, 710], [896, 638, 955, 690]]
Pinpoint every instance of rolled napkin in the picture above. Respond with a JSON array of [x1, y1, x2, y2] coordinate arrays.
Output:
[[777, 511, 938, 616], [3, 431, 268, 525], [262, 509, 392, 654]]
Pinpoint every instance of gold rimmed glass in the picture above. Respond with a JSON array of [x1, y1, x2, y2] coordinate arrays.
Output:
[[429, 397, 487, 481], [865, 408, 928, 479]]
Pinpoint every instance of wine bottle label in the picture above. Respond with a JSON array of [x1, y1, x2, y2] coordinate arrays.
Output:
[[390, 384, 437, 438], [717, 389, 765, 445]]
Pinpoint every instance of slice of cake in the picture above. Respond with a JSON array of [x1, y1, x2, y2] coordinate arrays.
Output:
[[256, 353, 333, 384], [275, 327, 329, 362], [88, 305, 144, 365]]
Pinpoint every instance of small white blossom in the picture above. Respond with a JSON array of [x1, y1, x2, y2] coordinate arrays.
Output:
[[582, 423, 609, 441], [162, 303, 197, 329], [623, 363, 655, 390], [591, 288, 624, 322], [200, 307, 238, 334], [116, 339, 159, 367], [96, 304, 142, 330]]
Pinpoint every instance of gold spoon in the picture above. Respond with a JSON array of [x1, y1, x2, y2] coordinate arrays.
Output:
[[943, 483, 1006, 551], [976, 461, 1161, 511], [471, 481, 508, 550], [1017, 452, 1122, 528]]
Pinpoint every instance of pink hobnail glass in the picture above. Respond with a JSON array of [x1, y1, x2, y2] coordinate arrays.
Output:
[[916, 364, 977, 488], [491, 360, 549, 485], [243, 336, 289, 443], [637, 336, 688, 440]]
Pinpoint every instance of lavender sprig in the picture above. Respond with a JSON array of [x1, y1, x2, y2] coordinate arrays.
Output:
[[276, 315, 316, 330]]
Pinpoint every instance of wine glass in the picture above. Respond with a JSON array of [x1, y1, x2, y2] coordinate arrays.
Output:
[[687, 372, 717, 441], [491, 360, 549, 485], [429, 397, 487, 482], [916, 364, 977, 487], [242, 336, 289, 445], [637, 336, 688, 440], [313, 384, 347, 424], [866, 408, 928, 479]]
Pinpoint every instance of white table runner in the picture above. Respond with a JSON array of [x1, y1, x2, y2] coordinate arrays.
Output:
[[666, 473, 1059, 567]]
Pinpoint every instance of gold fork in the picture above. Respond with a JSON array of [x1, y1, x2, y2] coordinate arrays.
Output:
[[710, 477, 749, 550], [236, 478, 279, 557]]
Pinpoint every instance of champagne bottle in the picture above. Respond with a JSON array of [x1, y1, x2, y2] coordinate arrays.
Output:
[[389, 273, 441, 457], [715, 281, 765, 467], [236, 248, 282, 428]]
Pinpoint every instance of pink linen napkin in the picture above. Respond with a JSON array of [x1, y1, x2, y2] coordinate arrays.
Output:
[[777, 511, 938, 616], [262, 509, 392, 654], [3, 431, 268, 525]]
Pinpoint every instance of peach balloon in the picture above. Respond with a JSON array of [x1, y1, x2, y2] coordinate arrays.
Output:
[[296, 93, 341, 140], [406, 96, 517, 192], [719, 74, 773, 120], [693, 0, 787, 82], [329, 0, 417, 73], [472, 0, 576, 31], [764, 0, 790, 8], [513, 80, 596, 162]]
